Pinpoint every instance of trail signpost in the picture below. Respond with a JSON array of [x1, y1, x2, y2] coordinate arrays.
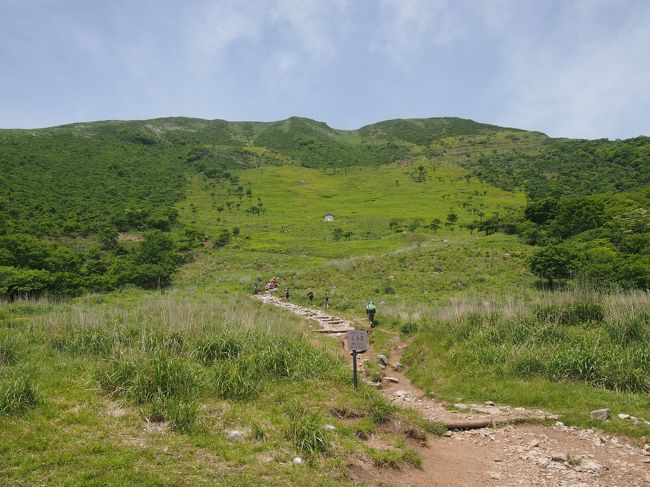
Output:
[[347, 330, 368, 389]]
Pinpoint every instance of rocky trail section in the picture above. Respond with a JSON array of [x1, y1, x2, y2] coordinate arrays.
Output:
[[254, 293, 650, 486]]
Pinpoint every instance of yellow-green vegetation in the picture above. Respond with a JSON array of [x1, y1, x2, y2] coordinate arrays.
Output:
[[0, 291, 440, 485], [400, 289, 650, 439], [1, 115, 649, 483], [176, 161, 527, 292]]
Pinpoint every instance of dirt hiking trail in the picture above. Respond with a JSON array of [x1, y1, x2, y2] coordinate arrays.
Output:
[[255, 293, 650, 486]]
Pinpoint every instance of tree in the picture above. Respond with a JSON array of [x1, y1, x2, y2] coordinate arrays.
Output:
[[524, 198, 559, 225], [430, 218, 442, 233], [332, 227, 344, 241], [213, 230, 231, 248], [529, 244, 576, 287], [446, 212, 458, 223], [97, 226, 118, 250]]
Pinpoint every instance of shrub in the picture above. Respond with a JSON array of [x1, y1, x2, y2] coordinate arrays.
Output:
[[0, 375, 38, 414]]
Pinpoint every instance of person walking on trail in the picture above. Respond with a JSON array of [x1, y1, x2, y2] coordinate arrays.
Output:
[[366, 300, 377, 327], [284, 288, 290, 300], [252, 282, 259, 295], [323, 293, 330, 308], [307, 290, 314, 304]]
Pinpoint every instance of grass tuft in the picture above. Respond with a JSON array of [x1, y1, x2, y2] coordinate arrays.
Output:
[[0, 375, 38, 415]]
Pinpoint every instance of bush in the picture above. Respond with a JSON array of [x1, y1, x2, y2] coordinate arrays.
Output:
[[0, 375, 38, 415]]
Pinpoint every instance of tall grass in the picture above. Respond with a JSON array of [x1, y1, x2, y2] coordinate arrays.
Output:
[[404, 289, 650, 393], [285, 402, 331, 456], [30, 293, 349, 434], [0, 375, 38, 415]]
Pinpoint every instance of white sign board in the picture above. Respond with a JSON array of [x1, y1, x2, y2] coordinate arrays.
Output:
[[347, 330, 368, 352]]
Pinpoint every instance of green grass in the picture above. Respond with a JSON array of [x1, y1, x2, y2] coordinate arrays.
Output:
[[401, 290, 650, 440], [0, 291, 422, 486], [2, 116, 649, 483]]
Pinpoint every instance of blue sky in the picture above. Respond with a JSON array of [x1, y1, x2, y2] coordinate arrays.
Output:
[[1, 0, 649, 139]]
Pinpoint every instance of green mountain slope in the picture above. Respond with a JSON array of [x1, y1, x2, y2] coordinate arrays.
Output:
[[0, 115, 648, 298]]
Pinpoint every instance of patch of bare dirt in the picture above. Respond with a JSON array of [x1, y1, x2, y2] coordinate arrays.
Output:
[[117, 233, 144, 242]]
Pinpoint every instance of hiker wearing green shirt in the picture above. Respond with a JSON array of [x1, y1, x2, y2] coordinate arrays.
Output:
[[366, 300, 377, 327]]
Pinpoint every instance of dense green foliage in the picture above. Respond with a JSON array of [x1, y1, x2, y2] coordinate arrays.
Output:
[[462, 137, 650, 199], [479, 188, 650, 288], [0, 231, 185, 298], [1, 115, 648, 297]]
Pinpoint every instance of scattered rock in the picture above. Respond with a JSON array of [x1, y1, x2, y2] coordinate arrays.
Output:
[[384, 376, 400, 383], [227, 430, 244, 440], [377, 354, 388, 366], [366, 381, 382, 388], [485, 400, 495, 406], [392, 362, 405, 371], [454, 403, 469, 410], [528, 439, 540, 448], [590, 408, 610, 420], [443, 431, 454, 437], [490, 472, 501, 480], [618, 413, 630, 420], [394, 390, 408, 397], [323, 424, 337, 431], [293, 456, 303, 465], [580, 459, 602, 471], [551, 453, 567, 462]]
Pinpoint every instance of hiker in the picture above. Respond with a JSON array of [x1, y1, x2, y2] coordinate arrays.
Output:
[[307, 290, 314, 304], [366, 300, 377, 327], [284, 288, 290, 300], [323, 293, 330, 308], [253, 282, 259, 295]]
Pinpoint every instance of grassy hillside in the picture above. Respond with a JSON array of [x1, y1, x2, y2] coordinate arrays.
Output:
[[1, 115, 650, 484]]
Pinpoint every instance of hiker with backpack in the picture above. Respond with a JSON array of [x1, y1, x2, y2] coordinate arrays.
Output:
[[307, 290, 314, 304], [366, 300, 377, 327]]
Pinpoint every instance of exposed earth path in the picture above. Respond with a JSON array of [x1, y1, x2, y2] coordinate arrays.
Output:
[[254, 292, 650, 486]]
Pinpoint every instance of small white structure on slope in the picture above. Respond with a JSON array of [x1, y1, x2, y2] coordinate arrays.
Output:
[[323, 212, 335, 222]]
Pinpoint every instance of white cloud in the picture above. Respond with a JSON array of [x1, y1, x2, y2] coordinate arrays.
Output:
[[500, 6, 650, 138], [371, 0, 464, 60], [190, 1, 263, 57]]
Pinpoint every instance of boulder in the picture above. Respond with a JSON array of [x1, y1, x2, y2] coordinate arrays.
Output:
[[590, 408, 610, 420]]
